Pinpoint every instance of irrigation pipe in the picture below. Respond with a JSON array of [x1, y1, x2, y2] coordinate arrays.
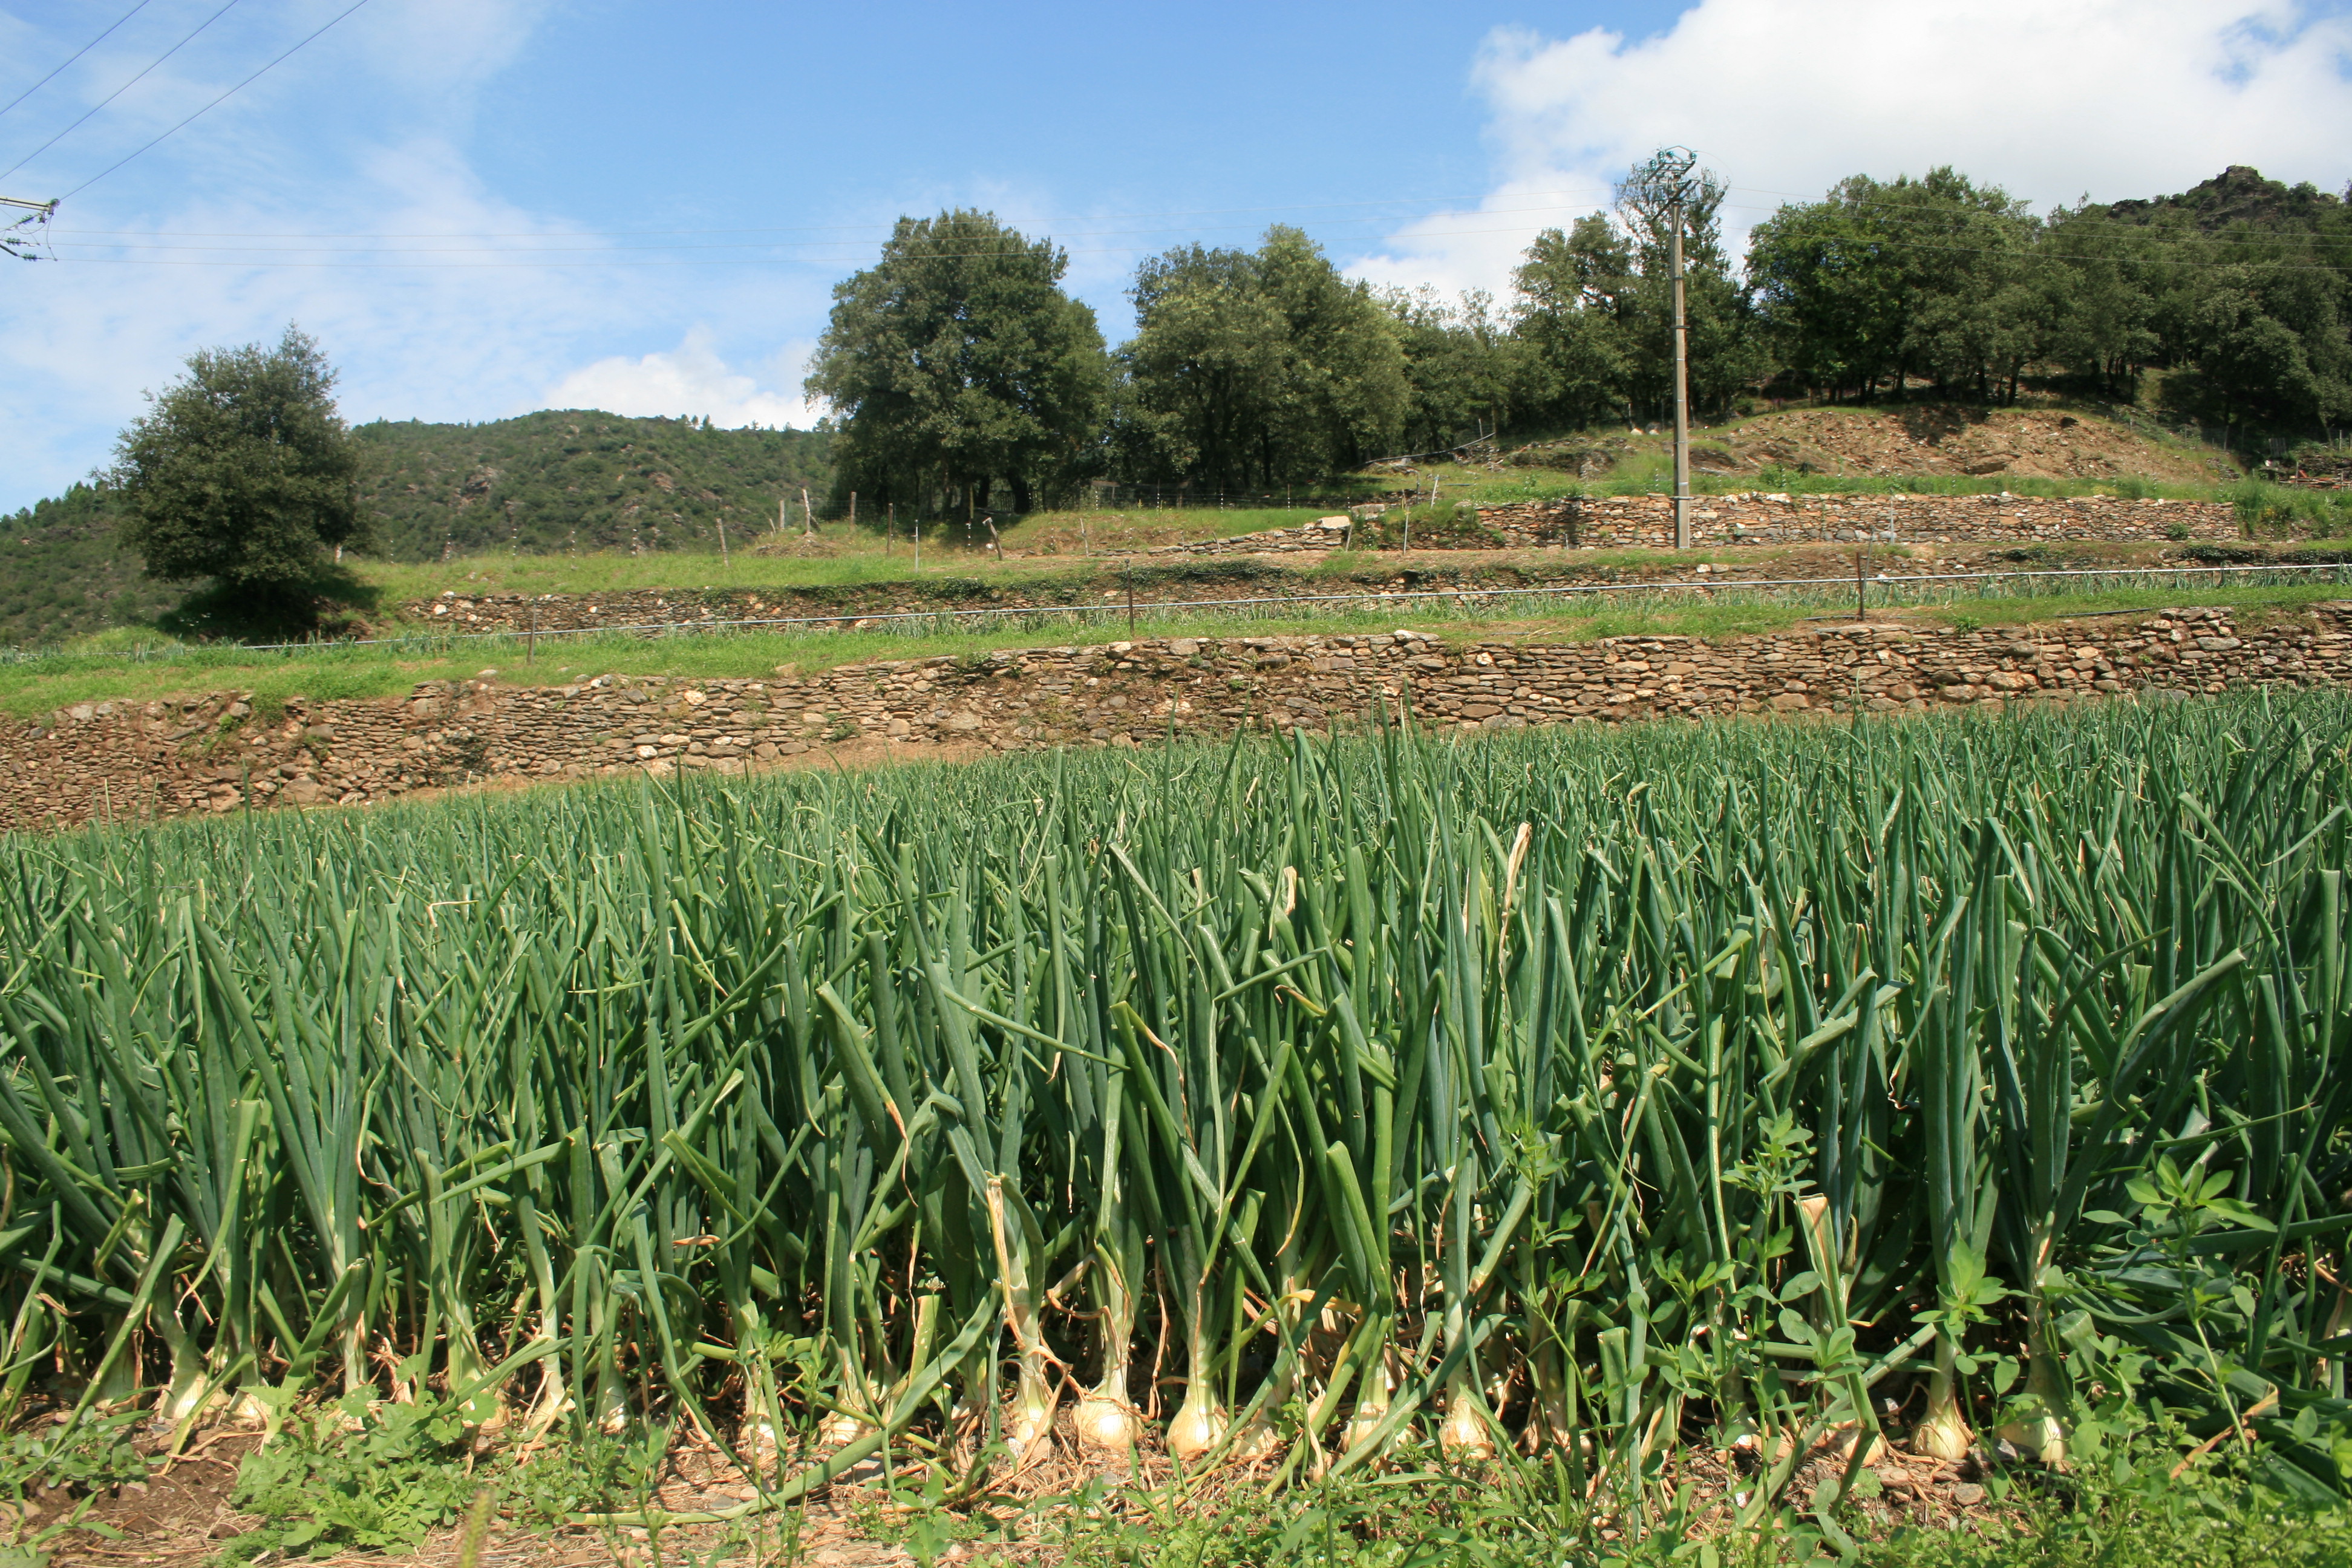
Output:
[[13, 561, 2350, 667]]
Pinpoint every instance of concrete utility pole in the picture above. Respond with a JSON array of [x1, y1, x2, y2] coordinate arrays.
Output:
[[1628, 148, 1700, 549]]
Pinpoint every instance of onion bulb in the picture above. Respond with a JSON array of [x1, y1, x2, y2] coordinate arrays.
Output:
[[1909, 1335, 1974, 1461], [1166, 1383, 1227, 1463]]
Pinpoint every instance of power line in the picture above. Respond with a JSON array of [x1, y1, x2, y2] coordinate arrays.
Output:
[[0, 0, 160, 122], [41, 186, 1625, 242], [0, 0, 243, 185], [34, 219, 1688, 269], [37, 200, 1622, 255], [59, 0, 374, 199], [34, 192, 2347, 275], [39, 221, 2352, 277]]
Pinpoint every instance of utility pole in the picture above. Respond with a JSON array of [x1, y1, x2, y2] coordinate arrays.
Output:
[[1670, 207, 1691, 550], [1, 197, 57, 261], [1627, 147, 1700, 550]]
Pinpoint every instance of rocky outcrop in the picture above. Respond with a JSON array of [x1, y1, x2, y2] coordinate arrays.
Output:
[[11, 603, 2347, 835]]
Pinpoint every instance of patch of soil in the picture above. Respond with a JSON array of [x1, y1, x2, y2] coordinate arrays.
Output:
[[43, 1420, 2035, 1568], [53, 1434, 259, 1568], [1703, 407, 2229, 484]]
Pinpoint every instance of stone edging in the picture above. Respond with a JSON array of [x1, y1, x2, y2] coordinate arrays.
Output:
[[1152, 494, 2240, 555], [11, 602, 2346, 834]]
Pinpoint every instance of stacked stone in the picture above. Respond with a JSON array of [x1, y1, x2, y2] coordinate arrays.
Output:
[[10, 603, 2346, 834], [1151, 495, 2239, 555]]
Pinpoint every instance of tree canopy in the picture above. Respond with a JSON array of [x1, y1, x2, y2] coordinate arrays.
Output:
[[1749, 165, 2352, 427], [805, 210, 1109, 516], [110, 327, 365, 607], [1117, 227, 1409, 494]]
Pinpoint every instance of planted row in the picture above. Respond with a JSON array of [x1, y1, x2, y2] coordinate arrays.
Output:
[[0, 693, 2346, 1521]]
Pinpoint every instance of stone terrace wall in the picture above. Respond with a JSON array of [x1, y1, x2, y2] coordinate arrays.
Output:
[[10, 602, 2346, 834], [392, 497, 2246, 642], [1155, 494, 2242, 555]]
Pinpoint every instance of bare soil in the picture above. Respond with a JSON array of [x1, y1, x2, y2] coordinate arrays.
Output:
[[1699, 407, 2231, 484], [1512, 405, 2236, 486], [39, 1420, 2030, 1568]]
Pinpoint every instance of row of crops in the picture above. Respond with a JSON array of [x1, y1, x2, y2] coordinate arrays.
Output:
[[0, 693, 2347, 1521]]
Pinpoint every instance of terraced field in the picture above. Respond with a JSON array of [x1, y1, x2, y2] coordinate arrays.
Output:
[[0, 691, 2346, 1562]]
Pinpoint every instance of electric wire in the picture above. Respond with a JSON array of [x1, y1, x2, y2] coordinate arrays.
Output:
[[41, 186, 1625, 240], [31, 185, 2352, 275], [0, 0, 242, 184], [58, 0, 374, 199], [43, 224, 2352, 275], [41, 198, 1624, 253], [0, 0, 159, 122]]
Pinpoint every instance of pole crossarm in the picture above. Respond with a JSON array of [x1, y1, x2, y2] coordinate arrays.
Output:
[[1, 195, 58, 261]]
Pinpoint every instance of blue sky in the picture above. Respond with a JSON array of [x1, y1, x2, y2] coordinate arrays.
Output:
[[3, 0, 2350, 511]]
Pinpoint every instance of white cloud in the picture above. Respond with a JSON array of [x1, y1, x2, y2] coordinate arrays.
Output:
[[540, 331, 820, 429], [1355, 0, 2352, 299]]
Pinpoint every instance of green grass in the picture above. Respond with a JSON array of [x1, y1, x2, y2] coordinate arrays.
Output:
[[357, 508, 1330, 602], [2226, 479, 2352, 538], [2, 580, 2342, 720]]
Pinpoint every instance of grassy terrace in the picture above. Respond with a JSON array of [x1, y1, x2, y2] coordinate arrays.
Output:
[[318, 479, 2342, 612], [361, 475, 2229, 599], [4, 578, 2342, 720]]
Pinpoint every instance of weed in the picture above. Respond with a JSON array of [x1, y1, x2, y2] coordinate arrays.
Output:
[[501, 1430, 666, 1526], [0, 1411, 149, 1555], [222, 1397, 474, 1561]]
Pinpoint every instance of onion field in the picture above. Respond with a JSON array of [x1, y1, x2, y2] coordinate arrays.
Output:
[[1, 692, 2348, 1523]]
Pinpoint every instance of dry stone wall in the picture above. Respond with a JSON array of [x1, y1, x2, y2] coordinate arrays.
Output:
[[396, 497, 2246, 642], [10, 602, 2347, 835], [1157, 494, 2241, 555]]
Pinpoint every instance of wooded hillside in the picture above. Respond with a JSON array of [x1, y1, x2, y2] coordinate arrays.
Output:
[[0, 412, 833, 648], [355, 410, 832, 559]]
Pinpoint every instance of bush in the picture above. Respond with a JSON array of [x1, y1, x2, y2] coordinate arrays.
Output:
[[2225, 479, 2352, 537], [1357, 500, 1502, 549]]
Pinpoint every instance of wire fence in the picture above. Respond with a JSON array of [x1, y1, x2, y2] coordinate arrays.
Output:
[[1073, 485, 1376, 512], [8, 560, 2346, 673]]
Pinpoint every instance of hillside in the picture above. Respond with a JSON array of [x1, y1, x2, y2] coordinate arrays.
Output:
[[0, 412, 834, 648], [356, 410, 832, 559], [0, 483, 183, 648]]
